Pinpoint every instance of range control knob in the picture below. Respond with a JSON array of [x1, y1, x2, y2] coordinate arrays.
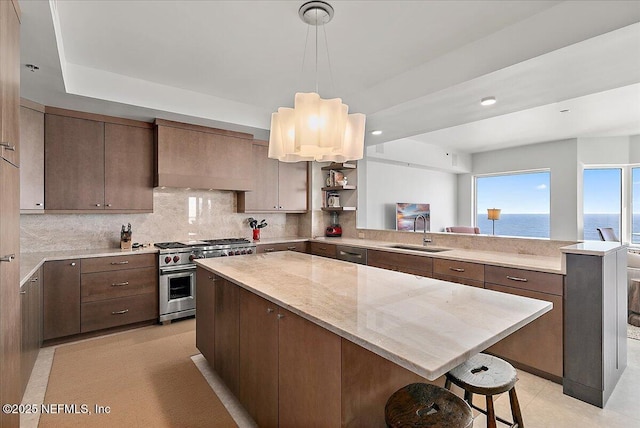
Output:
[[241, 250, 247, 255], [247, 249, 253, 254], [189, 254, 196, 261], [221, 252, 228, 257], [228, 251, 234, 256], [234, 250, 241, 255], [164, 256, 172, 264], [173, 255, 180, 263]]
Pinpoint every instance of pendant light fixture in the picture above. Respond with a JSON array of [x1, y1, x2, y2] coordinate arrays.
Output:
[[268, 1, 366, 163]]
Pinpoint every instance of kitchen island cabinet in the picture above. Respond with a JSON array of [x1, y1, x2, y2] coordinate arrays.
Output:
[[196, 252, 551, 426], [195, 268, 216, 363], [214, 275, 240, 397]]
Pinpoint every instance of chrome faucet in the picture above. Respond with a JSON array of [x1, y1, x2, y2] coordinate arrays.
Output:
[[413, 214, 432, 246]]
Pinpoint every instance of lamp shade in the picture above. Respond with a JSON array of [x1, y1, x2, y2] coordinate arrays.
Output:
[[268, 92, 365, 162], [487, 208, 501, 221]]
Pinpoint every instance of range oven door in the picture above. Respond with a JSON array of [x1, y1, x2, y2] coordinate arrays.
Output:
[[159, 265, 196, 322]]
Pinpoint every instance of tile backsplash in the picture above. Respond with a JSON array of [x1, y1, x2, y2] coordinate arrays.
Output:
[[20, 188, 300, 252]]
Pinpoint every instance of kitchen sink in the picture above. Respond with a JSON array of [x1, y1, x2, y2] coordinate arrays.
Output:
[[386, 244, 451, 253]]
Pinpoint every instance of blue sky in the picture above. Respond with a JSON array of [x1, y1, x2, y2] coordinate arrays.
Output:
[[583, 169, 621, 214], [476, 171, 550, 214]]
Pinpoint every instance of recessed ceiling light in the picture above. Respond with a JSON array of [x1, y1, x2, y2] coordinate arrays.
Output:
[[371, 130, 382, 136], [480, 96, 496, 106]]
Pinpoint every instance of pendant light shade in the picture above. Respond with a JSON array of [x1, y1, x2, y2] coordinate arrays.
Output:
[[269, 92, 365, 162], [268, 2, 366, 163]]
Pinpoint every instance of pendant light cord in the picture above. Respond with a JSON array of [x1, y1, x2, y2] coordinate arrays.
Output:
[[315, 8, 319, 93]]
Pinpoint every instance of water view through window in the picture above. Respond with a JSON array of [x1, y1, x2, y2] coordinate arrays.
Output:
[[583, 168, 621, 241], [476, 171, 550, 238]]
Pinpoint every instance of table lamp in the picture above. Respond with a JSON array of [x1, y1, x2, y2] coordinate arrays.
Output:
[[487, 208, 501, 235]]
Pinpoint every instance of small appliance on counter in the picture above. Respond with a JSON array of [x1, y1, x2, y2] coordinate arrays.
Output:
[[326, 212, 342, 237]]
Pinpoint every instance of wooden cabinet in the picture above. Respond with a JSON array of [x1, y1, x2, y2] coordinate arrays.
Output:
[[45, 108, 154, 212], [309, 242, 337, 259], [256, 241, 307, 254], [433, 258, 484, 288], [21, 267, 42, 396], [196, 267, 216, 363], [214, 276, 240, 397], [278, 306, 342, 427], [80, 253, 157, 333], [155, 119, 254, 191], [237, 141, 308, 213], [484, 266, 563, 381], [239, 289, 279, 428], [19, 102, 45, 211], [43, 259, 81, 340], [367, 249, 433, 277], [0, 0, 20, 167], [321, 162, 357, 212], [0, 3, 21, 425]]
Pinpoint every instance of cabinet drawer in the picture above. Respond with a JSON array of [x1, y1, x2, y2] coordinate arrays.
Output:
[[485, 265, 563, 296], [81, 267, 157, 303], [81, 253, 156, 273], [433, 258, 484, 282], [257, 242, 307, 254], [309, 242, 337, 259], [368, 250, 432, 276], [433, 273, 484, 289], [81, 292, 158, 333]]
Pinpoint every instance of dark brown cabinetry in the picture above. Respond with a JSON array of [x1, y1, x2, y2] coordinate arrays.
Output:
[[214, 276, 240, 396], [237, 141, 308, 213], [367, 249, 433, 277], [484, 266, 564, 381], [21, 268, 42, 395], [80, 254, 157, 333], [309, 242, 337, 258], [239, 289, 279, 428], [256, 241, 307, 254], [433, 258, 484, 288], [19, 101, 45, 211], [196, 268, 216, 363], [155, 119, 254, 191], [45, 109, 154, 213], [43, 259, 81, 340]]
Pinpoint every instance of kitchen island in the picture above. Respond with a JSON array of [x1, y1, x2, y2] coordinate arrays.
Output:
[[195, 251, 551, 427]]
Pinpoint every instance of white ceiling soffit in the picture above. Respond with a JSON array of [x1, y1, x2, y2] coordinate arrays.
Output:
[[24, 1, 640, 151]]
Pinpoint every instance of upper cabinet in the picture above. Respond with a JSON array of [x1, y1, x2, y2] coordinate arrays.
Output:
[[155, 119, 254, 191], [0, 0, 20, 167], [19, 100, 44, 212], [44, 108, 154, 213], [237, 140, 308, 213]]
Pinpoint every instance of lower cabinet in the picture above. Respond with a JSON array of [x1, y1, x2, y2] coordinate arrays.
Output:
[[309, 242, 337, 258], [21, 267, 43, 394], [432, 258, 485, 288], [214, 276, 240, 397], [43, 259, 81, 340], [256, 241, 308, 254], [367, 249, 433, 277], [195, 268, 216, 363]]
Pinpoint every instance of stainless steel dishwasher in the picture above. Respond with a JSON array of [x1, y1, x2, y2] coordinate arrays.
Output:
[[336, 245, 367, 265]]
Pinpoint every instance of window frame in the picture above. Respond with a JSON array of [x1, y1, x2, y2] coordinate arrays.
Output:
[[582, 166, 624, 242]]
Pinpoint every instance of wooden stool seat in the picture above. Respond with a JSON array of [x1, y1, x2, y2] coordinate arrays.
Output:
[[385, 383, 473, 428], [445, 353, 524, 428]]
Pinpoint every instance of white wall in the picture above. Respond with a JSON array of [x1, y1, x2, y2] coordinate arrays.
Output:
[[459, 139, 579, 241], [359, 159, 457, 232]]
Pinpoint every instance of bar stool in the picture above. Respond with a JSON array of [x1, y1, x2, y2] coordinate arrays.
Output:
[[445, 353, 523, 428], [385, 383, 473, 428]]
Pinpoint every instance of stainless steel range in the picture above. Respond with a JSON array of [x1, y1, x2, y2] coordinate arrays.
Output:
[[155, 238, 256, 322]]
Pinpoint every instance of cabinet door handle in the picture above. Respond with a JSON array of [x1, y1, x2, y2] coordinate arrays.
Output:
[[265, 248, 275, 252], [0, 142, 16, 151], [36, 203, 43, 206], [0, 254, 15, 262], [106, 203, 112, 207], [506, 275, 528, 282], [30, 278, 38, 282], [111, 309, 129, 315], [267, 308, 275, 313], [277, 314, 285, 319], [449, 267, 465, 272], [20, 290, 27, 295], [111, 281, 129, 287], [95, 203, 101, 207], [70, 262, 76, 266], [319, 247, 327, 250], [110, 260, 129, 265], [287, 246, 297, 250]]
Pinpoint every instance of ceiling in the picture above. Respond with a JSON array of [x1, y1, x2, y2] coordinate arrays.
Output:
[[18, 1, 640, 154]]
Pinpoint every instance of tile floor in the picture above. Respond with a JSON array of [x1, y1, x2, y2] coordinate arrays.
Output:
[[24, 330, 640, 428]]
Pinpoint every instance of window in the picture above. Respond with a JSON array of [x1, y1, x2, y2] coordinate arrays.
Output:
[[475, 171, 550, 238], [632, 167, 640, 244], [583, 168, 621, 241]]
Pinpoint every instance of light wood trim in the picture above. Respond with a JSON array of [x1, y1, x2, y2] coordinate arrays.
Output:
[[20, 98, 45, 113], [155, 118, 253, 140], [45, 106, 153, 129]]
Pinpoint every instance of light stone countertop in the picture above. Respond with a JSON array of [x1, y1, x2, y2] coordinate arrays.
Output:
[[560, 241, 626, 256], [19, 247, 158, 287], [310, 237, 564, 274], [195, 251, 552, 381]]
